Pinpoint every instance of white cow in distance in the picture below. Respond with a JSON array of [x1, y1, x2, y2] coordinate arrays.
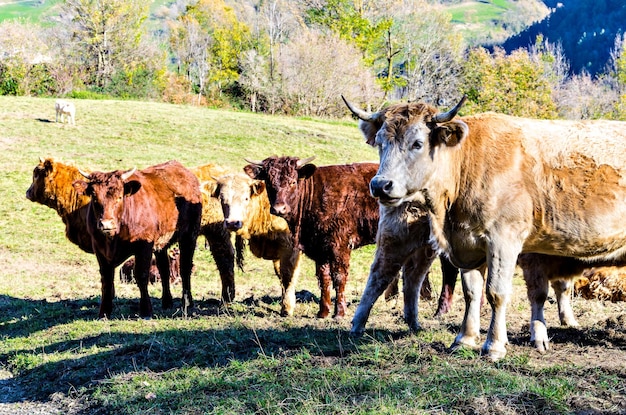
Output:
[[55, 99, 75, 125]]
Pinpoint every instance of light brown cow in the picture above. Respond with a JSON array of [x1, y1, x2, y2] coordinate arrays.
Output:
[[345, 96, 626, 360], [207, 173, 301, 316]]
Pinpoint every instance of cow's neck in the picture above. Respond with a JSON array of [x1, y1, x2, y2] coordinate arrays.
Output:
[[52, 167, 91, 219], [245, 193, 274, 238], [288, 176, 314, 244]]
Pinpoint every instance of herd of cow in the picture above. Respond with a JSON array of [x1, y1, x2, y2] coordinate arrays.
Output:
[[26, 96, 626, 362]]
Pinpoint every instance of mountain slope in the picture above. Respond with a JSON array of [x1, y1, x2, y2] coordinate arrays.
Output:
[[500, 0, 626, 75]]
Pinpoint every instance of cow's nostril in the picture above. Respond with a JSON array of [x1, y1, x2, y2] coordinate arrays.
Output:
[[383, 180, 393, 192]]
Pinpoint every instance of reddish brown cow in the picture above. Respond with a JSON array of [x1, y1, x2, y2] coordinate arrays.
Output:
[[345, 96, 626, 360], [26, 159, 238, 307], [73, 161, 202, 318]]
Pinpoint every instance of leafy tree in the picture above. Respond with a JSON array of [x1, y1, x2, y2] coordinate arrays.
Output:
[[174, 0, 252, 102], [59, 0, 153, 89], [461, 47, 557, 118]]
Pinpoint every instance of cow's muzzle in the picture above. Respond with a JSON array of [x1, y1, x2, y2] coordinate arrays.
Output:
[[271, 203, 291, 217], [98, 219, 118, 236], [370, 176, 395, 199], [224, 219, 243, 231]]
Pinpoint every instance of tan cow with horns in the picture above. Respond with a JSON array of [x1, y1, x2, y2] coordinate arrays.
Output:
[[344, 95, 626, 361]]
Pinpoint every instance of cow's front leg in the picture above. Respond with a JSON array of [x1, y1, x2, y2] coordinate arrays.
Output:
[[402, 247, 436, 332], [279, 250, 301, 317], [482, 244, 520, 361], [317, 263, 332, 318], [204, 226, 236, 303], [351, 248, 404, 336], [331, 254, 351, 318], [451, 267, 485, 351], [178, 234, 197, 315], [97, 256, 116, 319]]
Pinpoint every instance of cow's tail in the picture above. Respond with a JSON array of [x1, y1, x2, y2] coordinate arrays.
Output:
[[235, 235, 246, 272]]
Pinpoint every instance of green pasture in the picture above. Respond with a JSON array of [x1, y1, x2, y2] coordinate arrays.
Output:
[[0, 96, 624, 414]]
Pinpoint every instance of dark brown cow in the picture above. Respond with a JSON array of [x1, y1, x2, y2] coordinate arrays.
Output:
[[345, 95, 626, 360], [73, 161, 202, 318], [244, 157, 380, 318]]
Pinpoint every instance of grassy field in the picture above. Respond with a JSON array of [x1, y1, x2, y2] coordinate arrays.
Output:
[[1, 96, 625, 414]]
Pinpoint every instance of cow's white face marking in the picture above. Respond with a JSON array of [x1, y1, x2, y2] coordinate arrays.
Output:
[[371, 121, 434, 207]]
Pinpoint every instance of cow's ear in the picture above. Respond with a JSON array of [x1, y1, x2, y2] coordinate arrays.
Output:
[[432, 120, 468, 147], [72, 180, 89, 196], [251, 180, 265, 196], [359, 119, 384, 147], [297, 164, 316, 179], [202, 181, 219, 198], [124, 180, 142, 196], [243, 164, 264, 180], [43, 158, 54, 172]]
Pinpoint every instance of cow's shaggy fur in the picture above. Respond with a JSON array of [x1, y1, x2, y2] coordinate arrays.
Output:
[[209, 173, 301, 316], [575, 266, 626, 301]]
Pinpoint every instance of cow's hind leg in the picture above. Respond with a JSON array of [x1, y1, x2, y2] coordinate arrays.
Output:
[[451, 266, 485, 352], [204, 225, 236, 303], [522, 261, 551, 353], [155, 250, 173, 310], [434, 255, 459, 317], [133, 245, 154, 319], [552, 278, 579, 327]]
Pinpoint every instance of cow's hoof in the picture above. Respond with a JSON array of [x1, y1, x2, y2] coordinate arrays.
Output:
[[406, 322, 422, 333], [317, 310, 330, 319], [349, 328, 365, 338], [450, 334, 480, 351], [481, 343, 507, 362], [530, 320, 549, 353]]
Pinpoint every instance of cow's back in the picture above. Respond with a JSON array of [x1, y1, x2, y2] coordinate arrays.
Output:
[[119, 161, 201, 248], [437, 114, 626, 262]]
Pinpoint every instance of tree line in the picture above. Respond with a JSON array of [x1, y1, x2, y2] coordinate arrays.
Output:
[[2, 0, 626, 120]]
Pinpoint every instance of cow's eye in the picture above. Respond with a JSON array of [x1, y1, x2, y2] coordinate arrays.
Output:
[[411, 140, 423, 150]]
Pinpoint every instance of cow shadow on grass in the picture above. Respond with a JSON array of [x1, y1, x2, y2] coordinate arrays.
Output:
[[0, 321, 392, 406]]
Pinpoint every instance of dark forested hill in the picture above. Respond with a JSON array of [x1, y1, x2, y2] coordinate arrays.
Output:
[[499, 0, 626, 75]]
